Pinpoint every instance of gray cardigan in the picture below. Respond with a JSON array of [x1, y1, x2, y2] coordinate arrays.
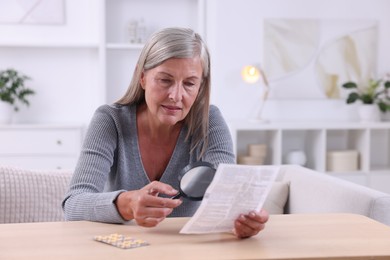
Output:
[[62, 104, 235, 223]]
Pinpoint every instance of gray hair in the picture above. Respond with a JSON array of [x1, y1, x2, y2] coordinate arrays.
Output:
[[117, 27, 211, 159]]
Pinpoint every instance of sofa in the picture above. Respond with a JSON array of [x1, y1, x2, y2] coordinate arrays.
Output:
[[267, 165, 390, 226], [1, 164, 389, 226], [0, 165, 73, 223]]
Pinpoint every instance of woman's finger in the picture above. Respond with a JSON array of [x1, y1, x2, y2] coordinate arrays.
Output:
[[143, 181, 179, 197], [140, 190, 182, 209], [233, 210, 269, 238]]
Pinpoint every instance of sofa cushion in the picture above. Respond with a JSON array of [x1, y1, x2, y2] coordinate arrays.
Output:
[[0, 165, 73, 223], [263, 181, 290, 214]]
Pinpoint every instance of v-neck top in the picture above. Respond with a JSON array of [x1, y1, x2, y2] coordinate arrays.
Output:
[[132, 106, 187, 184], [62, 103, 235, 223]]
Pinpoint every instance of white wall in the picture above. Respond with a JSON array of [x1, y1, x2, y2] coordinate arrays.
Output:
[[206, 0, 390, 122]]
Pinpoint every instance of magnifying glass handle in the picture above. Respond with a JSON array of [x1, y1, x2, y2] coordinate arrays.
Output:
[[171, 192, 181, 199]]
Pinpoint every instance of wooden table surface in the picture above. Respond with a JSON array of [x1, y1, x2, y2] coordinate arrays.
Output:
[[1, 213, 390, 259]]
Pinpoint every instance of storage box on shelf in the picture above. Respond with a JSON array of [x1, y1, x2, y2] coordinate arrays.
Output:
[[327, 150, 359, 172], [228, 120, 390, 194], [237, 144, 267, 165], [0, 125, 83, 170]]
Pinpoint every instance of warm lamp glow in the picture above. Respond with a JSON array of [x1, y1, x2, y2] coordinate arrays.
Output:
[[241, 65, 260, 84], [241, 64, 270, 122]]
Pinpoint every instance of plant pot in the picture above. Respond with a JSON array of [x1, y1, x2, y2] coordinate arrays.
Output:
[[358, 104, 381, 122], [0, 102, 13, 124]]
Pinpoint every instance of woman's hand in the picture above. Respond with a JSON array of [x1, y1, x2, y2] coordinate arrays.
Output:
[[115, 181, 182, 227], [232, 209, 269, 238]]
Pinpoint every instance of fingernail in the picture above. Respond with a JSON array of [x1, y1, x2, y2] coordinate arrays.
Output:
[[250, 212, 256, 217]]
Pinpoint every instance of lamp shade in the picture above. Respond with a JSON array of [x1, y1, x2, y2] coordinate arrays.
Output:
[[241, 65, 260, 84]]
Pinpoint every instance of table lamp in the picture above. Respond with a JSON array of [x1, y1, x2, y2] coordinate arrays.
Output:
[[241, 65, 270, 122]]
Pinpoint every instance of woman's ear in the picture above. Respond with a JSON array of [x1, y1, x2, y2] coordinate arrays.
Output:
[[140, 71, 146, 89]]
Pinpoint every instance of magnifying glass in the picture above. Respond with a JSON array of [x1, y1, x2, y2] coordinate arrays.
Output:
[[171, 161, 216, 201]]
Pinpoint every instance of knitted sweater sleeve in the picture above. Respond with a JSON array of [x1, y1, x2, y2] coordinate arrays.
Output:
[[62, 105, 127, 223], [202, 105, 236, 167]]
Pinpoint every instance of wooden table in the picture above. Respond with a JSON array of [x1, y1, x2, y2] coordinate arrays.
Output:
[[1, 214, 390, 259]]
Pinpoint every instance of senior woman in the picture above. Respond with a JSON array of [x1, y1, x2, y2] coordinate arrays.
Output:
[[62, 27, 268, 238]]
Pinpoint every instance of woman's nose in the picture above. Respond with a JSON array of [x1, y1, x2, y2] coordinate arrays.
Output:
[[169, 83, 183, 102]]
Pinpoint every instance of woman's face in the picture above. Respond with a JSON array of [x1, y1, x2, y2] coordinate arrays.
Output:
[[140, 57, 203, 126]]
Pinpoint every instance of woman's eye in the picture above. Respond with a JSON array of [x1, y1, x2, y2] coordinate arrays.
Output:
[[159, 78, 172, 85], [184, 82, 195, 88]]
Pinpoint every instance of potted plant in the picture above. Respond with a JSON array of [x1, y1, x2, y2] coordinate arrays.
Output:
[[342, 76, 390, 121], [0, 68, 35, 123]]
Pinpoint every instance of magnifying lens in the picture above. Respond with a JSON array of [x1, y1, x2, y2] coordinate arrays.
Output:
[[171, 161, 216, 201]]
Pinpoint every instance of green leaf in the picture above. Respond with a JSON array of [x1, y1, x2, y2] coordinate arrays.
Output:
[[378, 102, 387, 112], [385, 81, 390, 89], [346, 93, 359, 103], [342, 82, 358, 89]]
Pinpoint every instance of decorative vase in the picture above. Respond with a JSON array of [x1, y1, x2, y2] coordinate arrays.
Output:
[[358, 104, 380, 122], [0, 102, 13, 124], [285, 150, 307, 166]]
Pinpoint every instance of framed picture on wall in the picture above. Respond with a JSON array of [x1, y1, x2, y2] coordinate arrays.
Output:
[[0, 0, 65, 25], [263, 18, 378, 99]]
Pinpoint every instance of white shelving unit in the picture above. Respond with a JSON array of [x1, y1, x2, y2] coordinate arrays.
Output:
[[0, 124, 83, 170], [102, 0, 206, 104], [229, 120, 390, 194]]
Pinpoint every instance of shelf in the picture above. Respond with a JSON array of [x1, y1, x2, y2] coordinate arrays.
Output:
[[236, 129, 280, 165], [0, 124, 84, 129], [229, 120, 390, 192], [229, 120, 390, 130], [105, 0, 200, 43], [0, 42, 99, 48], [106, 43, 144, 50]]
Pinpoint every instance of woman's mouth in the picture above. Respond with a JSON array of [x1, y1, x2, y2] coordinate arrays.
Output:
[[162, 105, 182, 112]]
